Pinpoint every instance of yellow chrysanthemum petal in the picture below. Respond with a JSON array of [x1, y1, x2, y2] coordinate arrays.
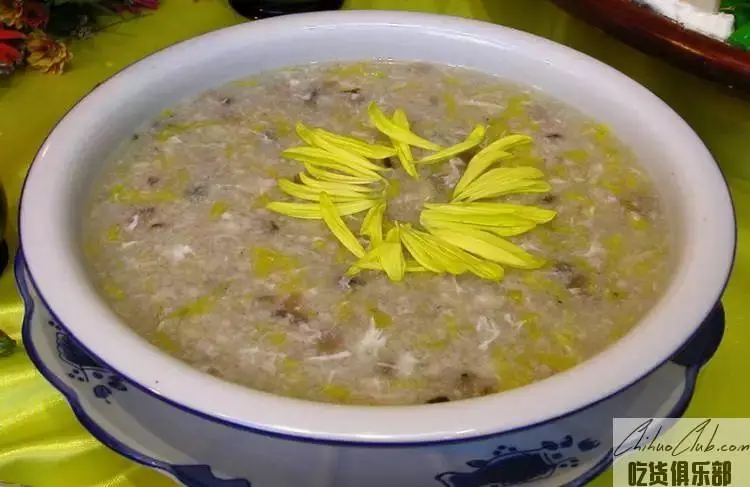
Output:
[[417, 125, 486, 165], [281, 147, 383, 180], [423, 202, 557, 224], [360, 200, 387, 246], [455, 180, 551, 203], [368, 102, 443, 151], [378, 228, 406, 281], [295, 121, 316, 145], [266, 199, 375, 219], [320, 193, 366, 258], [422, 219, 536, 238], [303, 163, 378, 185], [407, 227, 505, 280], [278, 179, 372, 202], [428, 227, 545, 270], [298, 172, 376, 194], [404, 227, 468, 275], [345, 253, 426, 277], [420, 209, 536, 228], [275, 112, 555, 284], [345, 245, 384, 277], [399, 225, 446, 273], [313, 128, 398, 159], [453, 167, 548, 202], [453, 134, 533, 196], [299, 122, 389, 174], [392, 109, 418, 179], [406, 262, 430, 272]]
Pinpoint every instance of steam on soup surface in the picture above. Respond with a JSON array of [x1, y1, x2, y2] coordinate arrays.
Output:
[[82, 61, 674, 405]]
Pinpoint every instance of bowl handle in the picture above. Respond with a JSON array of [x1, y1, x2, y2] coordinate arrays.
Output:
[[669, 302, 725, 368]]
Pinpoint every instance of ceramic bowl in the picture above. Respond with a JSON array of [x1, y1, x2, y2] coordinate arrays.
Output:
[[17, 10, 736, 487]]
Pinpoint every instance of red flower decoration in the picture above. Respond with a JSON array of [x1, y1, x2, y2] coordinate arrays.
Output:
[[110, 0, 159, 14], [132, 0, 159, 9], [21, 2, 49, 29], [111, 0, 159, 14], [0, 29, 25, 67]]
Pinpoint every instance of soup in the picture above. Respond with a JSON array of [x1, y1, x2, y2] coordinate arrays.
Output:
[[82, 61, 674, 406]]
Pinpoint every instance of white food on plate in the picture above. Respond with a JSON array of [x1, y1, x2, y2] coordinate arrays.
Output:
[[639, 0, 735, 41]]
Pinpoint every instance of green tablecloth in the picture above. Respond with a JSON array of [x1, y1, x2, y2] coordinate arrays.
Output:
[[1, 1, 748, 485]]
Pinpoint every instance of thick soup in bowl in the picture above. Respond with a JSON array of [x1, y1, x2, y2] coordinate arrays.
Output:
[[81, 60, 674, 407], [18, 15, 736, 484]]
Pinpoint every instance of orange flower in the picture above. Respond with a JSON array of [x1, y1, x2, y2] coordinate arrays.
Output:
[[26, 31, 71, 74], [0, 0, 24, 29]]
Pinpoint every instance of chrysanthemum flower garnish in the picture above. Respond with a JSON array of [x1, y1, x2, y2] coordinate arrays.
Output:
[[26, 30, 71, 75], [266, 102, 557, 282], [0, 0, 24, 29]]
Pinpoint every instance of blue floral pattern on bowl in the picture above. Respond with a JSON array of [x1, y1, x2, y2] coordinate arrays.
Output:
[[49, 317, 129, 404], [17, 252, 252, 487], [17, 249, 706, 487], [436, 436, 601, 487]]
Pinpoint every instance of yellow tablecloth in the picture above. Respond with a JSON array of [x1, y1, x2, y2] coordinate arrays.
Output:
[[1, 1, 748, 485]]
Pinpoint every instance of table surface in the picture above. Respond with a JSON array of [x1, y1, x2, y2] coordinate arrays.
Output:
[[1, 1, 749, 486]]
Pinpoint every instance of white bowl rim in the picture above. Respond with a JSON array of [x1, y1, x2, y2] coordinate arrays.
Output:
[[19, 10, 737, 444]]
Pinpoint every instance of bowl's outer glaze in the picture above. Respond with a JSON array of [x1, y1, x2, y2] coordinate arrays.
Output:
[[18, 251, 701, 486], [18, 9, 735, 446]]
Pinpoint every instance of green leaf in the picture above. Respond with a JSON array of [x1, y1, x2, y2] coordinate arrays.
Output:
[[320, 193, 366, 258], [266, 199, 376, 219], [729, 23, 750, 50], [368, 102, 443, 151], [722, 1, 750, 28], [416, 125, 486, 164]]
